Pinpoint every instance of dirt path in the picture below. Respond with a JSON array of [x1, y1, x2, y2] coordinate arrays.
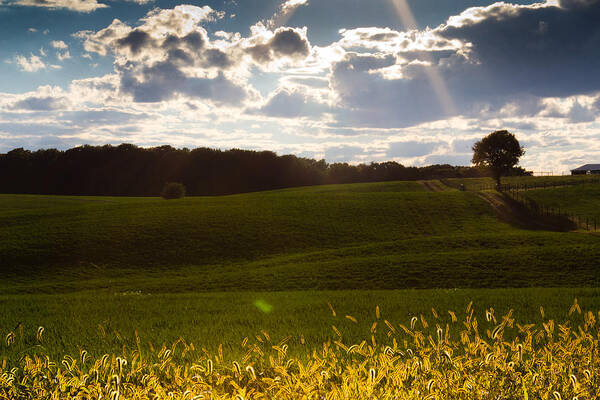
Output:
[[477, 191, 576, 231]]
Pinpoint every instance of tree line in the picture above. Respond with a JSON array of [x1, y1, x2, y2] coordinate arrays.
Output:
[[0, 144, 526, 196]]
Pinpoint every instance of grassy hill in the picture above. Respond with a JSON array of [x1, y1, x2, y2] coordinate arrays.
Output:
[[2, 179, 599, 293], [520, 183, 600, 221]]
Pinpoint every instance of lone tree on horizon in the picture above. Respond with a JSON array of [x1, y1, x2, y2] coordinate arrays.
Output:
[[472, 130, 525, 186]]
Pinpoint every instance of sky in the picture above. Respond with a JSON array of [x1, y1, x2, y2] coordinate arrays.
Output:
[[1, 0, 599, 172]]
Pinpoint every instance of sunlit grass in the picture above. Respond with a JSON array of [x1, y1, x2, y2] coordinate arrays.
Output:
[[2, 298, 599, 399]]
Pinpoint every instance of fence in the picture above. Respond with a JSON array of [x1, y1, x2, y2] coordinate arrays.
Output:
[[479, 177, 600, 192], [500, 184, 599, 232]]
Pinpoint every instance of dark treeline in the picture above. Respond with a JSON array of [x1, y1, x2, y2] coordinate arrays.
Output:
[[0, 144, 522, 196]]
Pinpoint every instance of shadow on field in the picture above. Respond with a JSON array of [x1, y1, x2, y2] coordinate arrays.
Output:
[[478, 191, 577, 232]]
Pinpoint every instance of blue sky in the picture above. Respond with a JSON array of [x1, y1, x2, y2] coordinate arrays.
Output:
[[1, 0, 599, 172]]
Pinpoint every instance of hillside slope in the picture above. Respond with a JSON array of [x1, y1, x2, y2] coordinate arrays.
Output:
[[1, 179, 599, 292]]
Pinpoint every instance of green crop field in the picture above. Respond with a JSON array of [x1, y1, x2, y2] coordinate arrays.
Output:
[[1, 177, 600, 370]]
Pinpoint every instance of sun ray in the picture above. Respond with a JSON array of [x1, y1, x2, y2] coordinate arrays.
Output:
[[388, 0, 457, 117]]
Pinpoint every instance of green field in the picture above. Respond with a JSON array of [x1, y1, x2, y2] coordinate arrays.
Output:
[[1, 177, 600, 363], [2, 288, 599, 362], [445, 174, 600, 191], [520, 183, 600, 221]]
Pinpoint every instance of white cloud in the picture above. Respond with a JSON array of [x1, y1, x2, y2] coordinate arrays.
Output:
[[3, 1, 600, 174], [15, 54, 47, 72], [51, 40, 68, 49], [72, 6, 315, 106], [50, 40, 71, 61], [12, 0, 108, 13], [57, 51, 71, 61]]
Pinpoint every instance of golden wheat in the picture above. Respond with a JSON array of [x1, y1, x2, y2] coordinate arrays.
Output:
[[1, 301, 599, 399]]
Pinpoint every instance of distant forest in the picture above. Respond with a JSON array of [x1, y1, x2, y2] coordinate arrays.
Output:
[[0, 144, 526, 196]]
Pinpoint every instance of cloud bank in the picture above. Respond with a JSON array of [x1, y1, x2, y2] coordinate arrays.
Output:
[[2, 0, 600, 172]]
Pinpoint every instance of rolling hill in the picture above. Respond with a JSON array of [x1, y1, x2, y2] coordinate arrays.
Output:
[[2, 179, 599, 293]]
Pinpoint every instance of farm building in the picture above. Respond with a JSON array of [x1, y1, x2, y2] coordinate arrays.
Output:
[[571, 164, 600, 175]]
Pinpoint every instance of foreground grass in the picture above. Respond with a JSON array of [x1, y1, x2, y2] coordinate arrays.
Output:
[[2, 288, 600, 362], [1, 290, 600, 399]]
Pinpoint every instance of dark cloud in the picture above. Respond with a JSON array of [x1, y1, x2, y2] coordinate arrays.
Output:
[[505, 121, 539, 131], [246, 44, 272, 63], [247, 27, 310, 63], [559, 0, 600, 9], [269, 28, 309, 57], [120, 61, 248, 105], [202, 49, 232, 69], [120, 61, 186, 102], [330, 1, 600, 129], [567, 101, 596, 123], [116, 30, 154, 55], [440, 1, 600, 99], [184, 73, 248, 105], [181, 31, 205, 50], [166, 48, 194, 65], [162, 31, 206, 51], [362, 32, 400, 41], [12, 96, 66, 111]]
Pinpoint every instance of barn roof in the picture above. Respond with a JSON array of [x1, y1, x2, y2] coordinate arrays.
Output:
[[571, 164, 600, 171]]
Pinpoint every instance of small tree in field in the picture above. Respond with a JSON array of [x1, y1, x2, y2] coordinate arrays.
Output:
[[161, 182, 186, 199], [472, 130, 525, 186]]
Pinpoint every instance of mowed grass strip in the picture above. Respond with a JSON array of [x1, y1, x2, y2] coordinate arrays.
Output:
[[1, 287, 600, 362]]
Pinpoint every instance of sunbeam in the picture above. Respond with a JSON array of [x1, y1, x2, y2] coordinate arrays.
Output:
[[388, 0, 458, 117]]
